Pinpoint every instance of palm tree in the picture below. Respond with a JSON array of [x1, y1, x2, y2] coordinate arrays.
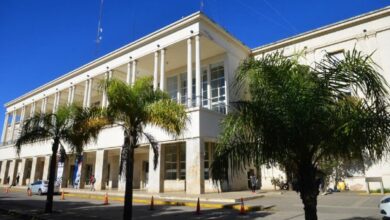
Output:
[[211, 50, 390, 220], [103, 77, 187, 220], [15, 105, 107, 213]]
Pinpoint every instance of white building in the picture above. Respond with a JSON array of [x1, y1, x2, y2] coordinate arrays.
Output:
[[1, 6, 390, 193]]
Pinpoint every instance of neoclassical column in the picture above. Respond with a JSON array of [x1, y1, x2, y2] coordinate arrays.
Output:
[[41, 97, 48, 114], [29, 157, 38, 183], [83, 80, 89, 108], [20, 106, 26, 125], [70, 85, 76, 105], [94, 150, 108, 190], [1, 112, 9, 143], [8, 159, 17, 185], [0, 160, 7, 184], [126, 61, 131, 85], [160, 49, 166, 91], [131, 60, 137, 85], [147, 144, 164, 193], [52, 93, 58, 113], [18, 158, 27, 186], [10, 110, 17, 141], [187, 38, 193, 107], [101, 72, 108, 108], [67, 86, 73, 106], [195, 35, 201, 107], [42, 155, 51, 181], [153, 51, 159, 90], [30, 101, 36, 117], [86, 78, 93, 108], [185, 138, 205, 194]]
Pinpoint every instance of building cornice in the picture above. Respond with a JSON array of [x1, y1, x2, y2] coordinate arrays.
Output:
[[251, 6, 390, 55]]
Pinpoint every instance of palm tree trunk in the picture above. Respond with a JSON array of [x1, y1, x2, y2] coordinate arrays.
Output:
[[123, 132, 135, 220], [298, 161, 319, 220], [45, 137, 59, 213]]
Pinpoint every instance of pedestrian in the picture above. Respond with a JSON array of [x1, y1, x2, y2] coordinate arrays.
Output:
[[249, 173, 258, 193], [16, 173, 20, 186], [90, 175, 96, 191]]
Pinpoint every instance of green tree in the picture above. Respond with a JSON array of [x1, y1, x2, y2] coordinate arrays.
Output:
[[211, 50, 390, 220], [15, 105, 107, 213], [103, 77, 187, 220]]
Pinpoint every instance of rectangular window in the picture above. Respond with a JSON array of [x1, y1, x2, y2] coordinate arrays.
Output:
[[202, 68, 208, 107], [164, 143, 186, 180], [180, 73, 187, 105], [164, 144, 177, 180], [167, 76, 178, 102], [210, 63, 226, 114], [204, 142, 216, 180]]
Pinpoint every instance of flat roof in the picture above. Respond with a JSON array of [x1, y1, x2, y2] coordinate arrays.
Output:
[[252, 6, 390, 54]]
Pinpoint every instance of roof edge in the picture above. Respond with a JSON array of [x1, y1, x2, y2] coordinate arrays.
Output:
[[251, 6, 390, 54]]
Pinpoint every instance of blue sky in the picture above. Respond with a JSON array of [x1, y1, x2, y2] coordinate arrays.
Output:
[[0, 0, 389, 135]]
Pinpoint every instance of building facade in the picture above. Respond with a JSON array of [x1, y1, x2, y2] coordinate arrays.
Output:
[[1, 7, 390, 193]]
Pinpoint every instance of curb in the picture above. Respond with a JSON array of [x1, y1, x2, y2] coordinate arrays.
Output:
[[64, 192, 263, 211]]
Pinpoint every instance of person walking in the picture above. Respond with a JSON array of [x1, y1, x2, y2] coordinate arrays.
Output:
[[249, 173, 258, 193], [90, 175, 96, 191], [16, 173, 20, 186]]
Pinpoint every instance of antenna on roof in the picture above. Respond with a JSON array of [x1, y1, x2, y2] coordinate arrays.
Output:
[[95, 0, 104, 56]]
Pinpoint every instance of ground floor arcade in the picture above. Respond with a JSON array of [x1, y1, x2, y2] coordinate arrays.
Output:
[[0, 139, 251, 194]]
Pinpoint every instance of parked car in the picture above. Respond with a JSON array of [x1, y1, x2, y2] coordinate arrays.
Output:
[[380, 195, 390, 218], [27, 180, 60, 195]]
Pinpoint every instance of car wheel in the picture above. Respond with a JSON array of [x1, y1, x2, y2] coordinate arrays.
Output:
[[38, 189, 42, 196]]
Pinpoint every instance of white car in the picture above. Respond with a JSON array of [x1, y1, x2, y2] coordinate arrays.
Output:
[[27, 180, 60, 195], [380, 196, 390, 218]]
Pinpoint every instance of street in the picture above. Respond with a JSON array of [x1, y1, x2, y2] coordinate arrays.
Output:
[[0, 190, 385, 219]]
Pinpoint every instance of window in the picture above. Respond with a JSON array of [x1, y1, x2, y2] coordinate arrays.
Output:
[[202, 68, 208, 107], [164, 143, 186, 180], [210, 63, 226, 114], [328, 50, 351, 95], [180, 73, 187, 105], [167, 76, 178, 102], [204, 142, 216, 180]]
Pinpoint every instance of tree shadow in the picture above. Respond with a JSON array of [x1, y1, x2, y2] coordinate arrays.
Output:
[[0, 194, 274, 219]]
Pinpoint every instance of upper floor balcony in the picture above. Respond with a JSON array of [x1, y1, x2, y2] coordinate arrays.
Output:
[[1, 12, 250, 147]]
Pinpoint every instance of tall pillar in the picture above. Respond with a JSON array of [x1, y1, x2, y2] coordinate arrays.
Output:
[[83, 80, 89, 108], [195, 35, 201, 107], [207, 64, 211, 109], [20, 106, 26, 125], [52, 94, 57, 113], [30, 157, 38, 183], [30, 102, 36, 117], [18, 158, 27, 186], [8, 159, 17, 185], [131, 60, 137, 85], [67, 86, 72, 106], [42, 155, 51, 181], [153, 51, 159, 90], [1, 112, 9, 143], [70, 86, 76, 105], [94, 149, 108, 190], [185, 138, 205, 194], [224, 54, 230, 113], [10, 110, 17, 141], [0, 160, 8, 184], [126, 62, 131, 84], [86, 79, 93, 108], [160, 49, 166, 91], [41, 97, 48, 114], [147, 144, 164, 193], [101, 72, 109, 108], [187, 38, 193, 107]]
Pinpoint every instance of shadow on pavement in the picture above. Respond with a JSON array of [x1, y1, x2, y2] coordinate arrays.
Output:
[[0, 194, 274, 220]]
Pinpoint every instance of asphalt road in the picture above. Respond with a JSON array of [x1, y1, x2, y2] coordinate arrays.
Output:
[[0, 189, 386, 219]]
